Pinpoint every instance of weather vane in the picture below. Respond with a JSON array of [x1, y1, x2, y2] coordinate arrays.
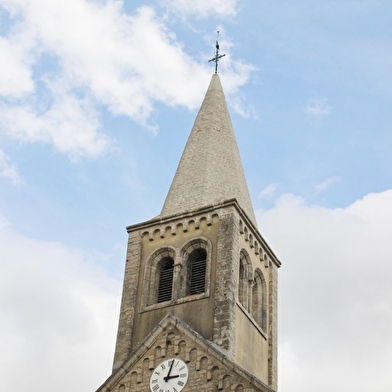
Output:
[[208, 31, 226, 74]]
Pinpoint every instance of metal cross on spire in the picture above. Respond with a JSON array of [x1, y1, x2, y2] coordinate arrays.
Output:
[[208, 31, 226, 74]]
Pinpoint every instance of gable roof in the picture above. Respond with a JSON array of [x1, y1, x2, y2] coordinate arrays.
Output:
[[160, 74, 257, 227], [96, 314, 273, 392]]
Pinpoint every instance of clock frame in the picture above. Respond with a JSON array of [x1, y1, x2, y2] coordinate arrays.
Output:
[[150, 358, 189, 392]]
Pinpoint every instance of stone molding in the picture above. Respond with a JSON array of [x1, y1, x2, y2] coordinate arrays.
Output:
[[126, 199, 281, 269]]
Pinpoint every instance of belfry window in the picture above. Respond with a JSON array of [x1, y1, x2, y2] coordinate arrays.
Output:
[[251, 269, 267, 330], [157, 257, 174, 303], [252, 277, 261, 324], [238, 251, 250, 310], [187, 248, 207, 295], [143, 240, 210, 309]]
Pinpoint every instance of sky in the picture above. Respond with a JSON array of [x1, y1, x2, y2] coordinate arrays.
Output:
[[0, 0, 391, 391]]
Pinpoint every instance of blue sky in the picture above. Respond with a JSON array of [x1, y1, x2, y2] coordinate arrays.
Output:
[[1, 1, 392, 391]]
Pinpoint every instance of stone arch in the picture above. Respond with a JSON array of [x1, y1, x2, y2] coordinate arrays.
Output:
[[244, 226, 249, 241], [154, 346, 163, 360], [252, 267, 267, 330], [176, 339, 187, 355], [249, 233, 254, 247], [186, 346, 198, 362], [207, 365, 220, 381], [142, 357, 150, 371], [199, 355, 209, 371], [179, 238, 211, 298], [220, 374, 231, 390], [129, 371, 138, 386], [239, 219, 244, 233], [144, 246, 176, 305], [238, 249, 252, 311], [254, 240, 259, 254]]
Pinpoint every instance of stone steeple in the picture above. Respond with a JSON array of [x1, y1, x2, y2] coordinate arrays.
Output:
[[95, 72, 280, 392], [161, 74, 257, 227]]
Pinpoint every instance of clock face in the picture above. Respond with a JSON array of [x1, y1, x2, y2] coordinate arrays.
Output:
[[150, 358, 189, 392]]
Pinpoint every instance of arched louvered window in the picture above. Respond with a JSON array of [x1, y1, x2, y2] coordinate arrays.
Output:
[[238, 251, 250, 310], [252, 276, 261, 324], [252, 269, 267, 330], [187, 248, 207, 295], [239, 261, 245, 302], [157, 257, 174, 303]]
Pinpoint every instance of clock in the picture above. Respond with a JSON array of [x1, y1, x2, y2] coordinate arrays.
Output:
[[150, 358, 189, 392]]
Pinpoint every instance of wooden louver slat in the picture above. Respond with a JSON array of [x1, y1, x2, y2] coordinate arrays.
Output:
[[189, 254, 206, 295], [157, 259, 174, 303]]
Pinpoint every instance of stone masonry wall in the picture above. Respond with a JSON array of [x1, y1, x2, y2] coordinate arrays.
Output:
[[213, 208, 239, 358], [268, 263, 278, 390], [112, 231, 142, 371]]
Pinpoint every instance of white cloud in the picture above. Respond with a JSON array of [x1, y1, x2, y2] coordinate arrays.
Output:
[[223, 62, 258, 117], [314, 176, 342, 194], [0, 0, 253, 159], [257, 190, 392, 392], [0, 212, 121, 392], [258, 182, 279, 199], [0, 80, 111, 160], [165, 0, 239, 18], [305, 97, 332, 117], [3, 189, 391, 392], [0, 149, 21, 183], [0, 35, 34, 97]]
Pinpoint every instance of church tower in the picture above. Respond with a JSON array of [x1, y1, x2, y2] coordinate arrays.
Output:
[[96, 72, 281, 392]]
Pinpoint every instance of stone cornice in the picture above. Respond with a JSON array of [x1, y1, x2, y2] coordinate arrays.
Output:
[[126, 198, 281, 268]]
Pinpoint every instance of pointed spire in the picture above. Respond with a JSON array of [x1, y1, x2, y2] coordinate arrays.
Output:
[[161, 74, 257, 227]]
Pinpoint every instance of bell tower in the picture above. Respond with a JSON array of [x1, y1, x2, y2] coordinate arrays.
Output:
[[97, 73, 281, 392]]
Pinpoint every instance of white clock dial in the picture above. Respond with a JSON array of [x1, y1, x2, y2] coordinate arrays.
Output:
[[150, 358, 189, 392]]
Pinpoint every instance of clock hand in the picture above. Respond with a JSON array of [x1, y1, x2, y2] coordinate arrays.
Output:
[[163, 360, 175, 382], [166, 375, 180, 380]]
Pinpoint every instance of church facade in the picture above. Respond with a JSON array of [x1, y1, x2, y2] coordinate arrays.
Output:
[[96, 74, 281, 392]]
